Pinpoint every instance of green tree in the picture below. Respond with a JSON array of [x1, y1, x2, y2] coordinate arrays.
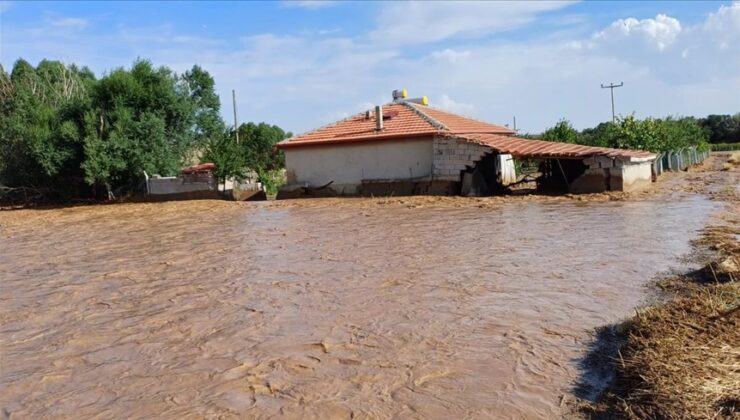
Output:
[[699, 114, 740, 144], [1, 59, 91, 200], [201, 129, 247, 187], [1, 58, 227, 202], [237, 122, 291, 172], [592, 115, 709, 153], [542, 119, 578, 144], [578, 122, 614, 147], [80, 60, 225, 197], [183, 65, 224, 149]]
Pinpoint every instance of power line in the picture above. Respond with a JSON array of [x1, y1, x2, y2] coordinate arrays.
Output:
[[600, 82, 623, 123]]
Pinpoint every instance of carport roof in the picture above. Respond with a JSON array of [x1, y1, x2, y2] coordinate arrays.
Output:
[[452, 133, 657, 160]]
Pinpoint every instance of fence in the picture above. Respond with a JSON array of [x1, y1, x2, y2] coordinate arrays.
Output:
[[651, 146, 710, 177]]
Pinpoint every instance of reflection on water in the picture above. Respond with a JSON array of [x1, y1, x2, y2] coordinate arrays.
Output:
[[0, 197, 716, 418]]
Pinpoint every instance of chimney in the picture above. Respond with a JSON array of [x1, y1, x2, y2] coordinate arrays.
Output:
[[375, 105, 383, 131]]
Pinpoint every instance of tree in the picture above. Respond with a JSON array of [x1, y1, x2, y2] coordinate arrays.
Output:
[[578, 122, 614, 147], [1, 58, 226, 202], [237, 122, 291, 173], [1, 59, 91, 200], [201, 129, 247, 188], [542, 119, 578, 144], [699, 114, 740, 144], [183, 65, 224, 149], [80, 60, 224, 197], [592, 115, 708, 153]]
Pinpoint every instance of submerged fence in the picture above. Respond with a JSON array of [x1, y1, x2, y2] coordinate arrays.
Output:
[[652, 146, 710, 177]]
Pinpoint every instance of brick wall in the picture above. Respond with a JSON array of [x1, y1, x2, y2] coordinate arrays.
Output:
[[433, 136, 492, 181]]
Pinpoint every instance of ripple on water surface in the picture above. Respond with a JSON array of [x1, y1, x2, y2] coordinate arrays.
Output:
[[0, 196, 717, 418]]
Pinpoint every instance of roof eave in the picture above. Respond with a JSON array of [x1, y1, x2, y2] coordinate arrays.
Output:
[[276, 132, 439, 150]]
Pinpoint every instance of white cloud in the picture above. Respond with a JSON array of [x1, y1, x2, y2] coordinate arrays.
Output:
[[48, 17, 89, 30], [594, 14, 681, 51], [1, 1, 739, 135], [588, 3, 740, 84], [430, 49, 470, 65], [371, 1, 574, 45], [281, 1, 337, 10], [701, 1, 740, 49], [435, 94, 476, 115]]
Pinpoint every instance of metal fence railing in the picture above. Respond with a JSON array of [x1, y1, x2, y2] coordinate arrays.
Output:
[[652, 146, 710, 176]]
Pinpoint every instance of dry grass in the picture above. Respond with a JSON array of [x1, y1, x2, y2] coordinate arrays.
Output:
[[582, 286, 740, 419], [723, 152, 740, 171], [581, 217, 740, 419], [729, 152, 740, 166], [603, 283, 739, 419]]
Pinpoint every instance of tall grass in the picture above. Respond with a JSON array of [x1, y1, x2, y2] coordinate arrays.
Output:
[[710, 143, 740, 151]]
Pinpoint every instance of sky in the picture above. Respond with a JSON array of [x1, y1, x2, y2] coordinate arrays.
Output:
[[1, 0, 739, 135]]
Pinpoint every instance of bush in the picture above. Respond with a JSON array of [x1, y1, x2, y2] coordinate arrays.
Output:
[[540, 115, 710, 153]]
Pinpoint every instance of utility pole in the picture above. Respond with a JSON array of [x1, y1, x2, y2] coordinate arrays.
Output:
[[232, 89, 239, 144], [600, 82, 623, 123], [513, 116, 517, 132]]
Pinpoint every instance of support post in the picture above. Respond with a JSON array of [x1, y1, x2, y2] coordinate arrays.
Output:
[[232, 89, 239, 144]]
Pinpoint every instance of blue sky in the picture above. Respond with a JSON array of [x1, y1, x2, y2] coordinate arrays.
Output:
[[2, 1, 739, 134]]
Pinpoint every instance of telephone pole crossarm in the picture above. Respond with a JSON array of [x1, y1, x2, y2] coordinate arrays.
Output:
[[600, 82, 623, 123]]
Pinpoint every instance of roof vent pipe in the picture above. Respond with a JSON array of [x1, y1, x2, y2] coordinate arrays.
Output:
[[375, 105, 383, 131]]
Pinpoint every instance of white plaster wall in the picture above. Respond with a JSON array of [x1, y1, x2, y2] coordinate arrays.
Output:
[[618, 161, 653, 192], [284, 138, 433, 189]]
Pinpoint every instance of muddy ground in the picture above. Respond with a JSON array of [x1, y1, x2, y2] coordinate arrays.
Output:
[[0, 153, 737, 419]]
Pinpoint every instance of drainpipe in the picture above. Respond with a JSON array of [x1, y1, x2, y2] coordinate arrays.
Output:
[[375, 105, 383, 131]]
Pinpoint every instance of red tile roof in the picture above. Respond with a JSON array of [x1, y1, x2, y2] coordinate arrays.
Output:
[[452, 133, 656, 160], [181, 163, 215, 174], [418, 106, 514, 134], [277, 102, 514, 149], [277, 100, 655, 161]]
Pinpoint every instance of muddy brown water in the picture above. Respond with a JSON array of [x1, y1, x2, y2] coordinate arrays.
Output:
[[0, 195, 717, 419]]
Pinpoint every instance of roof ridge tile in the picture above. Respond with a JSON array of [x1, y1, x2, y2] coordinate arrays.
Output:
[[402, 102, 448, 131]]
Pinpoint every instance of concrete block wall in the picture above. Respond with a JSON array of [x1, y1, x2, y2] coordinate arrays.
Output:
[[433, 136, 491, 181], [574, 155, 653, 193], [148, 174, 217, 195]]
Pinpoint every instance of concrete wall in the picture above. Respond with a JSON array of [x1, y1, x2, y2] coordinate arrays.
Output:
[[148, 174, 217, 195], [283, 137, 433, 195], [612, 161, 653, 192], [146, 173, 219, 200], [570, 156, 654, 193]]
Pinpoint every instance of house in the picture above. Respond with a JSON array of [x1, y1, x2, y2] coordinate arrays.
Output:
[[276, 91, 656, 198]]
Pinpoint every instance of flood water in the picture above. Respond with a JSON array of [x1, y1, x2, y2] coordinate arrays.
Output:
[[0, 195, 717, 418]]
